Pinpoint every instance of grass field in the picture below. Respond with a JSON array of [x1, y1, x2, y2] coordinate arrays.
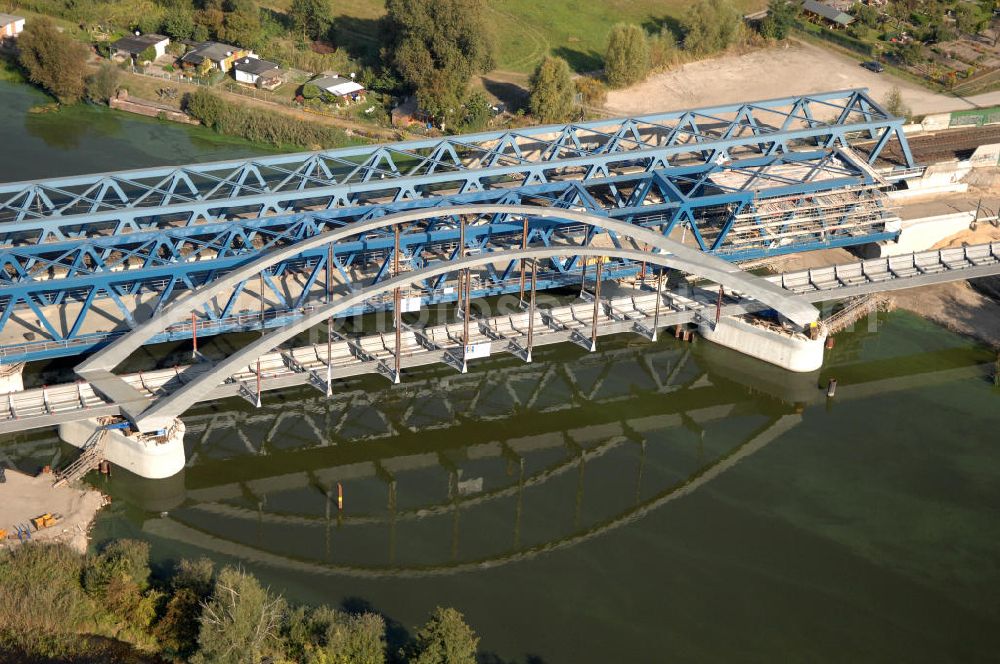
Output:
[[264, 0, 766, 73]]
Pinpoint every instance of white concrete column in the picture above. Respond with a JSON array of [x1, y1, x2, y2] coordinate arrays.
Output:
[[698, 318, 826, 373], [58, 417, 186, 480], [0, 362, 25, 394]]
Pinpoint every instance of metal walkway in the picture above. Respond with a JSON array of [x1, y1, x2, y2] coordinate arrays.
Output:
[[2, 241, 998, 435]]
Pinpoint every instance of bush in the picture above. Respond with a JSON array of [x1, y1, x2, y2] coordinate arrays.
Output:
[[82, 539, 159, 635], [648, 28, 679, 70], [605, 23, 650, 88], [407, 607, 479, 664], [185, 89, 360, 148], [283, 605, 387, 664], [0, 544, 94, 656], [575, 76, 607, 107], [760, 0, 799, 40], [86, 62, 122, 103], [883, 85, 911, 120], [681, 0, 743, 55], [138, 45, 158, 64], [529, 55, 575, 122], [459, 90, 492, 132]]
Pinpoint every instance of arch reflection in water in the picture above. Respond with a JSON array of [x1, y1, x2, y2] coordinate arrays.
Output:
[[127, 337, 808, 577]]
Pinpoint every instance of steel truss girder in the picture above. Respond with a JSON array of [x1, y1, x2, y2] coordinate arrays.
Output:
[[0, 155, 894, 361], [0, 90, 913, 244], [0, 149, 873, 294]]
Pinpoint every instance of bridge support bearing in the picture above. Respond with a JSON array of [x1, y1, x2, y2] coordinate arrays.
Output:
[[58, 418, 186, 480], [0, 362, 25, 394], [698, 318, 826, 373]]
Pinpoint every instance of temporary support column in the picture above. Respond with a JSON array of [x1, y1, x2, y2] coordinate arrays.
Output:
[[324, 244, 334, 396], [588, 258, 603, 352], [526, 259, 536, 363], [392, 225, 402, 384], [715, 285, 725, 325], [258, 271, 265, 334], [651, 269, 663, 342], [461, 269, 471, 373], [519, 218, 528, 303], [190, 312, 198, 360]]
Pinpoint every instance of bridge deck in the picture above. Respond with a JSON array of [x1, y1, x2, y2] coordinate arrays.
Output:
[[2, 241, 999, 435]]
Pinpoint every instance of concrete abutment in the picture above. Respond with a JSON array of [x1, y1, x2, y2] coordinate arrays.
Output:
[[58, 417, 187, 480]]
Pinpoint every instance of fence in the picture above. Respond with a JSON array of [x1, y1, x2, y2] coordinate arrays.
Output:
[[950, 105, 1000, 128]]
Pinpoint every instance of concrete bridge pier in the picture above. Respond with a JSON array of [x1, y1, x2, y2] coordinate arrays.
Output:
[[58, 417, 187, 480], [0, 362, 25, 394], [698, 318, 827, 373]]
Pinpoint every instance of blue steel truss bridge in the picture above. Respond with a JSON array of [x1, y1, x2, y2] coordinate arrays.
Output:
[[0, 89, 917, 365]]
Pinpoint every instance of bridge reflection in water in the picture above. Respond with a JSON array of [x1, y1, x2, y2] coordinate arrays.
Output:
[[1, 332, 986, 579]]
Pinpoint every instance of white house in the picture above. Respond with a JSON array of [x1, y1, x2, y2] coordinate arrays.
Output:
[[0, 13, 25, 40], [311, 74, 366, 102], [233, 57, 282, 89], [111, 33, 170, 63]]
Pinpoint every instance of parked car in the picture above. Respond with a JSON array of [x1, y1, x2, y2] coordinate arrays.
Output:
[[862, 61, 884, 73]]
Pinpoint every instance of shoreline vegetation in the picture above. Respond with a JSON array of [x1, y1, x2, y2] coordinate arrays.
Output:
[[183, 88, 364, 150], [0, 539, 480, 663]]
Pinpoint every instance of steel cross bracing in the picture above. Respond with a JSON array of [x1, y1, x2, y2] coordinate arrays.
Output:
[[0, 89, 912, 234], [0, 90, 912, 363], [0, 151, 893, 363]]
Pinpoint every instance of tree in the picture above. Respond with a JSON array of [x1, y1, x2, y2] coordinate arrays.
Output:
[[896, 40, 925, 65], [528, 55, 575, 122], [604, 23, 649, 88], [153, 558, 216, 661], [955, 2, 988, 35], [313, 607, 387, 664], [196, 0, 227, 40], [86, 62, 122, 103], [17, 17, 90, 103], [459, 89, 492, 131], [385, 0, 495, 124], [853, 2, 880, 28], [760, 0, 800, 40], [289, 0, 332, 40], [194, 567, 286, 664], [163, 8, 196, 40], [223, 0, 263, 49], [681, 0, 742, 56], [883, 85, 910, 120], [407, 607, 479, 664]]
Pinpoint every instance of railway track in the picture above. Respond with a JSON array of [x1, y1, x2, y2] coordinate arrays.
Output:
[[860, 124, 1000, 166]]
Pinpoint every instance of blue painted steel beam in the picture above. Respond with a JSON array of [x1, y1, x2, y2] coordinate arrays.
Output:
[[0, 89, 913, 244], [0, 152, 877, 302]]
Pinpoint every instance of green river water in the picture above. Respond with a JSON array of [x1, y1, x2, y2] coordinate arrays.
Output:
[[2, 81, 1000, 663]]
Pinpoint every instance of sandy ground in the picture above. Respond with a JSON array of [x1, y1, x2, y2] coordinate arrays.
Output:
[[892, 279, 1000, 348], [606, 39, 1000, 117], [0, 470, 108, 554]]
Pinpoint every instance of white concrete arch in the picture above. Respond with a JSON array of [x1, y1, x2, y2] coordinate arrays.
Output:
[[132, 244, 806, 431], [77, 204, 817, 379]]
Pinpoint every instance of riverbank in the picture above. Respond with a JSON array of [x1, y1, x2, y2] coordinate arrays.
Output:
[[0, 470, 108, 555]]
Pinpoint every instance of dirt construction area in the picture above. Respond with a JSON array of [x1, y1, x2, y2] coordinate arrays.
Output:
[[606, 39, 1000, 117], [0, 470, 107, 554]]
